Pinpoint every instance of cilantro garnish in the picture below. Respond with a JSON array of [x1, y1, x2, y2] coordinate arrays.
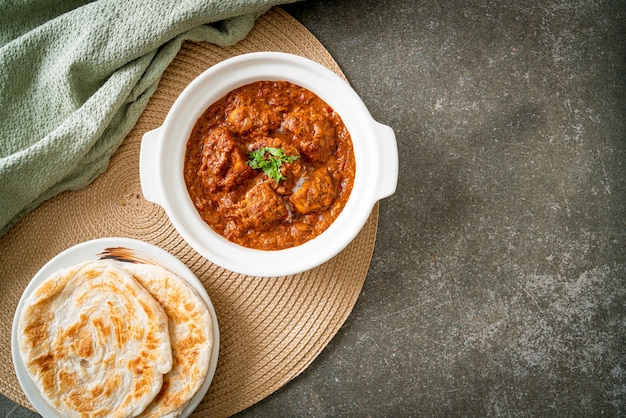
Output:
[[247, 147, 300, 183]]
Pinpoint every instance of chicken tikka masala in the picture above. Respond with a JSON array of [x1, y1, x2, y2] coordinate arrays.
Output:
[[184, 80, 355, 250]]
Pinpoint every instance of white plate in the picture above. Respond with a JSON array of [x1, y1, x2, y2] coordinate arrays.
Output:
[[11, 237, 220, 417]]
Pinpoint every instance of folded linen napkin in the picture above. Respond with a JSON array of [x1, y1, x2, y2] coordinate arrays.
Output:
[[0, 0, 296, 236]]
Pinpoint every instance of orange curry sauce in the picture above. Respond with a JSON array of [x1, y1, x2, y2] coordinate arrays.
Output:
[[183, 81, 356, 250]]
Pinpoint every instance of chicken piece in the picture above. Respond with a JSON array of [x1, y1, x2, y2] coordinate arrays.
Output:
[[227, 105, 281, 136], [283, 108, 336, 162], [199, 127, 233, 175], [198, 127, 253, 191], [223, 147, 254, 188], [238, 182, 289, 231], [289, 167, 336, 215]]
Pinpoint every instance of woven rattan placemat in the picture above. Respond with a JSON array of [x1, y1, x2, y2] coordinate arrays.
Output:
[[0, 7, 378, 417]]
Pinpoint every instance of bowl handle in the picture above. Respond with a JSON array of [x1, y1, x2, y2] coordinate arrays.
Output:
[[139, 127, 165, 205], [373, 121, 399, 200]]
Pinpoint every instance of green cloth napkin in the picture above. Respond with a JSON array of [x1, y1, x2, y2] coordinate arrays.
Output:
[[0, 0, 295, 236]]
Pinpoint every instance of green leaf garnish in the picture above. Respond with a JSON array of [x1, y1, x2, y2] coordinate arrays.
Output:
[[247, 147, 300, 183]]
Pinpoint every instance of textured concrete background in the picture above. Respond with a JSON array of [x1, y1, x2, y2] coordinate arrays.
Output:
[[3, 0, 624, 416]]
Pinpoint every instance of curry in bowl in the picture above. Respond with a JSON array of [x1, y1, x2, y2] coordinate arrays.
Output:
[[183, 80, 356, 251]]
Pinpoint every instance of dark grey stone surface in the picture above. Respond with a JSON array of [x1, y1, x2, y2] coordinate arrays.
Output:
[[3, 0, 624, 416]]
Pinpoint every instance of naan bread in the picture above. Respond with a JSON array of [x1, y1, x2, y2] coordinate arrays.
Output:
[[17, 260, 172, 418], [123, 263, 213, 418]]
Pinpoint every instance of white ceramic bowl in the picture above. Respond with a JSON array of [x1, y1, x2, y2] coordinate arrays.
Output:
[[140, 52, 398, 277]]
